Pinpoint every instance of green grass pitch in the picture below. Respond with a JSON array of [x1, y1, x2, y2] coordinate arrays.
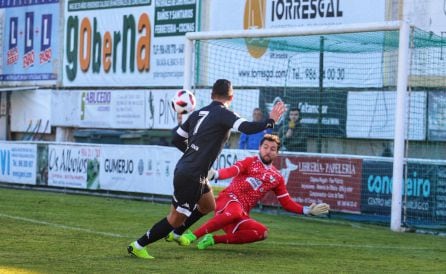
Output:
[[0, 187, 445, 273]]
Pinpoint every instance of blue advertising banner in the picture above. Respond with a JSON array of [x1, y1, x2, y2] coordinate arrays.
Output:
[[1, 0, 59, 82], [361, 161, 437, 224]]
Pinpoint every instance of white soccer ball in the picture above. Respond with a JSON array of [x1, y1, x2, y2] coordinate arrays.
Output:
[[171, 89, 196, 114]]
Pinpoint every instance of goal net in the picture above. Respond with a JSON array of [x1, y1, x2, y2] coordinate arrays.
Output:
[[184, 21, 446, 232]]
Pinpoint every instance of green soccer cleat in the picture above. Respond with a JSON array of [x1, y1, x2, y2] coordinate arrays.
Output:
[[178, 230, 197, 246], [197, 233, 215, 250], [164, 231, 176, 243], [165, 230, 197, 246], [127, 242, 154, 259]]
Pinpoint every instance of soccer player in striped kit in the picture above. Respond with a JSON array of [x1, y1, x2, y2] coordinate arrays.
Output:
[[128, 79, 286, 259]]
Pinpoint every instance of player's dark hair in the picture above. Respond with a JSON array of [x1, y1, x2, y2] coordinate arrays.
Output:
[[212, 79, 233, 99], [260, 134, 281, 150]]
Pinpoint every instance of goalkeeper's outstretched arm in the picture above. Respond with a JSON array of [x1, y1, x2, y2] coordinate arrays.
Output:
[[278, 194, 330, 216], [207, 157, 255, 181], [207, 166, 238, 180], [303, 203, 330, 216]]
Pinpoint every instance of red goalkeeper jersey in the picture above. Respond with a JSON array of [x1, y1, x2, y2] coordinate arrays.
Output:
[[218, 155, 302, 214]]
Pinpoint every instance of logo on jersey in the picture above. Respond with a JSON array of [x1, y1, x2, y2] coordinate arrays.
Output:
[[181, 202, 190, 209], [243, 0, 269, 58], [190, 143, 200, 151], [246, 177, 262, 190], [262, 173, 276, 183]]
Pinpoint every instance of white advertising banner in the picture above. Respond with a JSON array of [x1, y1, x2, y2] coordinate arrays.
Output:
[[194, 89, 260, 123], [404, 0, 446, 36], [53, 89, 162, 129], [146, 89, 180, 129], [63, 0, 197, 87], [51, 90, 82, 127], [210, 148, 257, 188], [145, 88, 260, 130], [406, 0, 446, 78], [0, 142, 37, 184], [209, 0, 386, 31], [204, 51, 384, 88], [0, 9, 3, 71], [79, 90, 146, 128], [424, 0, 446, 36], [203, 0, 386, 88], [100, 145, 181, 195], [346, 91, 427, 140], [52, 88, 260, 129], [11, 90, 52, 134], [48, 144, 101, 189]]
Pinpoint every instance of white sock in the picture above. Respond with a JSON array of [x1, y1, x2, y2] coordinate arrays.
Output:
[[173, 232, 181, 239], [133, 241, 144, 250]]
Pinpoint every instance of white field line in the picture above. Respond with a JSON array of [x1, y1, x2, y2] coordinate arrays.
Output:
[[1, 212, 439, 251], [0, 213, 131, 238], [267, 241, 436, 251]]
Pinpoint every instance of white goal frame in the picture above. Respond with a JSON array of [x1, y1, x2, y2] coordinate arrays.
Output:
[[183, 21, 411, 232]]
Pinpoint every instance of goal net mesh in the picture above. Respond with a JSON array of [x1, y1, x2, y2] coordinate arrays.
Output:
[[190, 27, 446, 230]]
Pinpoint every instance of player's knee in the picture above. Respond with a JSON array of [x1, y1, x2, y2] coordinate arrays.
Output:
[[198, 201, 215, 214], [197, 193, 216, 214], [167, 210, 188, 228], [261, 228, 269, 240], [226, 208, 243, 219], [225, 202, 244, 218], [254, 224, 268, 240]]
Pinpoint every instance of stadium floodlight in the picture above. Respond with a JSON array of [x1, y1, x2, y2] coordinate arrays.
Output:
[[183, 21, 422, 232]]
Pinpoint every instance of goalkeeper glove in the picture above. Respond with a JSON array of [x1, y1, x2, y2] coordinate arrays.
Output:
[[207, 168, 219, 181], [303, 203, 330, 216]]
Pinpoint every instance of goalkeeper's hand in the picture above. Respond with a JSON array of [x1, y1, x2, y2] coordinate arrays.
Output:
[[303, 203, 330, 216], [207, 168, 219, 181]]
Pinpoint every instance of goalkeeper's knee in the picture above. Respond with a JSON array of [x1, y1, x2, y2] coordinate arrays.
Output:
[[262, 229, 268, 240]]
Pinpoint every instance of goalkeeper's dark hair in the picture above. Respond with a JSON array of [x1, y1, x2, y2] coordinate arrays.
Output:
[[212, 79, 233, 100], [260, 134, 281, 150]]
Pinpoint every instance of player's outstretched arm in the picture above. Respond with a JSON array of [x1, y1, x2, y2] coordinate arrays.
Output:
[[207, 157, 252, 181], [269, 101, 286, 123], [235, 101, 286, 135]]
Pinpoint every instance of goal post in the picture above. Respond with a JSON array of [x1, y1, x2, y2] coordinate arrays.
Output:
[[183, 21, 441, 232], [391, 21, 410, 232]]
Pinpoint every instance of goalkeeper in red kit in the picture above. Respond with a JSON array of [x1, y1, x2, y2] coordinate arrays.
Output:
[[173, 134, 330, 249]]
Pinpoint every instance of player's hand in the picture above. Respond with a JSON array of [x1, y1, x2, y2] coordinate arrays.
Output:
[[304, 203, 330, 216], [269, 101, 286, 123], [207, 168, 219, 180]]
